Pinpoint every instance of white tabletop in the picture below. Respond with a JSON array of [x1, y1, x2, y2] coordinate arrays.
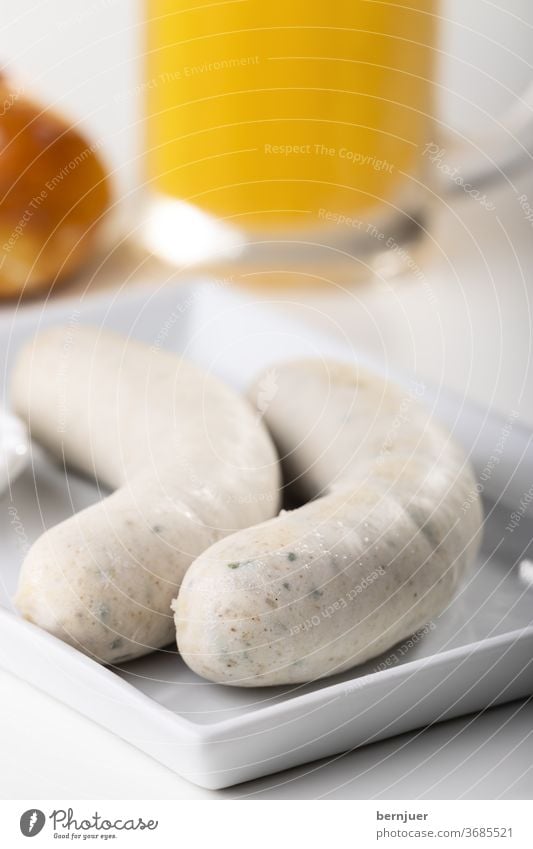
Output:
[[1, 668, 531, 799]]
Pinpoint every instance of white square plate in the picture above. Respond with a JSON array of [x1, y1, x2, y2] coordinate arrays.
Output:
[[0, 281, 532, 789]]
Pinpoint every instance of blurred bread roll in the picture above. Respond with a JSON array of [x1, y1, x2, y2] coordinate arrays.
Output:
[[0, 77, 111, 298]]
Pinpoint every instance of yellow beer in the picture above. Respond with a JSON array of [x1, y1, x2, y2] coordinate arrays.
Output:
[[145, 1, 435, 233]]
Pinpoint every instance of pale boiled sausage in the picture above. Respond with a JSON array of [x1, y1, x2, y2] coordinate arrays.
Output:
[[175, 360, 483, 686], [12, 327, 280, 663]]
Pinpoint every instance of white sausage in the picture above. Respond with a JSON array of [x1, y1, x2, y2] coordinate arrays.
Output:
[[175, 360, 483, 686], [12, 327, 280, 663]]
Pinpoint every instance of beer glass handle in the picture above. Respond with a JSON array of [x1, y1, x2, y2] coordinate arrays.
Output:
[[438, 80, 533, 185]]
